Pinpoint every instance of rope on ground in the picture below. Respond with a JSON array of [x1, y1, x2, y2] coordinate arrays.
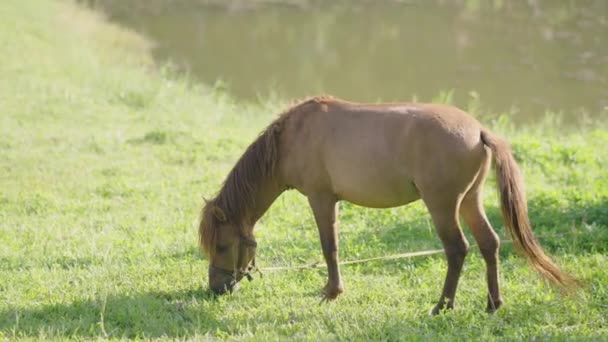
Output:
[[259, 240, 513, 273]]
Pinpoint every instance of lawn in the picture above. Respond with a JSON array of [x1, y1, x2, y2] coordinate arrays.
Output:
[[0, 0, 607, 340]]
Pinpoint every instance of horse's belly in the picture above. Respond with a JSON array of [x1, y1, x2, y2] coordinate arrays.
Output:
[[332, 177, 420, 209]]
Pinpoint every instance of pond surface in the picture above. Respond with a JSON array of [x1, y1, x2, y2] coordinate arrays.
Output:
[[90, 0, 607, 123]]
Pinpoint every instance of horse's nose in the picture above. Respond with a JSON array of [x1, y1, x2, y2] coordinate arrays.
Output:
[[210, 280, 240, 295], [209, 269, 239, 295], [210, 283, 229, 295]]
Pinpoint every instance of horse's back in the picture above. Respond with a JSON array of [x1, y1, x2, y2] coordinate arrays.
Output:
[[278, 98, 487, 207]]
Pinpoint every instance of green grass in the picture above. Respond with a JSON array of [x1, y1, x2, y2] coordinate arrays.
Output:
[[1, 0, 608, 340]]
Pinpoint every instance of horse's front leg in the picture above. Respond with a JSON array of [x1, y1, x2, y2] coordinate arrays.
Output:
[[308, 193, 344, 300]]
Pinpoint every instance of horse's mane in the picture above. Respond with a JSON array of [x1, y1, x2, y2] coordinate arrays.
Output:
[[199, 96, 334, 257]]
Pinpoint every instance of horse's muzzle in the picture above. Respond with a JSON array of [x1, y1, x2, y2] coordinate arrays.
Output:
[[208, 267, 239, 295], [210, 279, 240, 295], [209, 262, 260, 294]]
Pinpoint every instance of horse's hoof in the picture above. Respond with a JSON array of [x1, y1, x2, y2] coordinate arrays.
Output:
[[430, 305, 442, 316], [486, 296, 503, 314], [430, 302, 453, 316], [320, 282, 344, 302]]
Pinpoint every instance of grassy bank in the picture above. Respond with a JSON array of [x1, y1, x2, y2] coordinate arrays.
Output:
[[1, 0, 607, 340]]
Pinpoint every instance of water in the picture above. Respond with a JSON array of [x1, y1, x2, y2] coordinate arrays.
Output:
[[89, 0, 607, 123]]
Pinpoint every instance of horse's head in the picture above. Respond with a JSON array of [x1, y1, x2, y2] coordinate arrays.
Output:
[[200, 203, 257, 295]]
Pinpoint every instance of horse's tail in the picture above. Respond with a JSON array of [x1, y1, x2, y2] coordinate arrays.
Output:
[[480, 129, 577, 289]]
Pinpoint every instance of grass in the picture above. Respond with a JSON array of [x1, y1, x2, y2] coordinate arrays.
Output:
[[1, 0, 607, 340]]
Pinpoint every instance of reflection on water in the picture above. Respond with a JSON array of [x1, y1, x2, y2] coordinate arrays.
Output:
[[89, 0, 607, 122]]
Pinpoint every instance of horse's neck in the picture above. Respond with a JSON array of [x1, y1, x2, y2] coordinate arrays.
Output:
[[246, 179, 284, 227]]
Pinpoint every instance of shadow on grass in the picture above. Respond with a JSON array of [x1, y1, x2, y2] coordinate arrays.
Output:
[[0, 288, 221, 339], [525, 194, 608, 252]]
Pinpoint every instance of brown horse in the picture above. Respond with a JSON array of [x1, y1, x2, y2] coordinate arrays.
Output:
[[199, 96, 575, 314]]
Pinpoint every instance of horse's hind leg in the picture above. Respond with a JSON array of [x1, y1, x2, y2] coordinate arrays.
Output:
[[460, 196, 502, 312], [460, 161, 503, 313], [423, 193, 470, 315]]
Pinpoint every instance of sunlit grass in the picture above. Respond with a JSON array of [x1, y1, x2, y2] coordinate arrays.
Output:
[[1, 0, 607, 340]]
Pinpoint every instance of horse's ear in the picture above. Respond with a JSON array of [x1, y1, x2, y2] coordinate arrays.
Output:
[[212, 206, 227, 223]]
